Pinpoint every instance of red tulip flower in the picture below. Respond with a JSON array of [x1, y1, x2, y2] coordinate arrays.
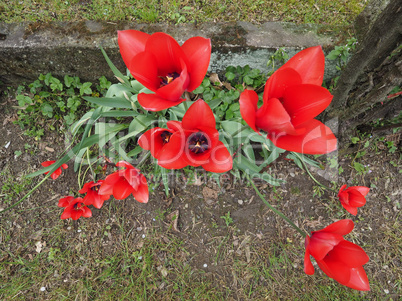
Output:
[[338, 185, 369, 216], [118, 30, 211, 111], [41, 160, 68, 180], [98, 161, 149, 202], [239, 46, 337, 154], [304, 219, 370, 291], [139, 100, 233, 173], [79, 180, 110, 209], [58, 196, 92, 220]]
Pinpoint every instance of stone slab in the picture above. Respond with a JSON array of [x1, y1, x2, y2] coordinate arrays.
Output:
[[0, 21, 343, 86]]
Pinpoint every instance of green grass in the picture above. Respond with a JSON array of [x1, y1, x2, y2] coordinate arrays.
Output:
[[0, 0, 366, 27]]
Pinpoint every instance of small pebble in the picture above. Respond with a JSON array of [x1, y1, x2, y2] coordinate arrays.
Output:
[[384, 289, 389, 294], [138, 256, 142, 260], [238, 199, 243, 205], [77, 229, 81, 233], [40, 287, 46, 292], [142, 234, 146, 238], [203, 264, 207, 268]]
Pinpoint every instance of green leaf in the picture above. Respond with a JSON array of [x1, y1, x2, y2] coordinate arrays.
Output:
[[100, 46, 131, 87], [100, 110, 138, 118], [83, 96, 132, 108], [234, 154, 261, 174], [80, 82, 93, 95], [225, 71, 235, 81]]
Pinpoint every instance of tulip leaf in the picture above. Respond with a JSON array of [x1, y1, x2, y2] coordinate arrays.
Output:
[[100, 46, 131, 87], [127, 146, 143, 158], [27, 134, 102, 178], [83, 96, 132, 108], [100, 110, 138, 117], [288, 152, 320, 168], [252, 172, 284, 186], [234, 154, 261, 174]]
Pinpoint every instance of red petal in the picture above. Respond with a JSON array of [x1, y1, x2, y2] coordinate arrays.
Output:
[[51, 168, 62, 180], [345, 267, 370, 291], [201, 141, 233, 173], [308, 232, 344, 260], [281, 84, 333, 127], [116, 161, 135, 169], [98, 172, 121, 196], [156, 63, 189, 101], [81, 206, 92, 218], [61, 163, 68, 170], [58, 196, 74, 207], [267, 119, 337, 154], [278, 46, 325, 85], [304, 236, 315, 275], [255, 97, 296, 135], [158, 132, 188, 169], [317, 256, 351, 285], [264, 68, 302, 100], [330, 240, 369, 267], [239, 90, 259, 133], [132, 175, 149, 203], [351, 186, 370, 196], [167, 120, 183, 132], [341, 203, 358, 216], [79, 181, 94, 194], [60, 208, 72, 220], [338, 184, 347, 196], [128, 52, 160, 91], [181, 36, 211, 91], [113, 179, 134, 200], [138, 93, 185, 111], [41, 160, 55, 167], [145, 32, 187, 76], [348, 190, 367, 207], [118, 30, 149, 68], [316, 219, 354, 236], [124, 167, 141, 190], [182, 99, 216, 130], [338, 190, 349, 205], [138, 128, 169, 159]]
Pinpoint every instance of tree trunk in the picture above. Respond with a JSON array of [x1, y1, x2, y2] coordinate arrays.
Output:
[[325, 0, 402, 145]]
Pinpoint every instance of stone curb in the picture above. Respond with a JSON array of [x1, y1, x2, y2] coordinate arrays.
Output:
[[0, 21, 343, 85]]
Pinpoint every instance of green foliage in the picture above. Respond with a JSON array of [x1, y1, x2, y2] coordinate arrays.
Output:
[[326, 38, 357, 70], [220, 211, 234, 227], [13, 73, 110, 140], [225, 65, 266, 89], [267, 47, 289, 73]]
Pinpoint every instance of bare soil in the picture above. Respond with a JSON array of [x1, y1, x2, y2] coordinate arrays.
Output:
[[0, 93, 401, 300]]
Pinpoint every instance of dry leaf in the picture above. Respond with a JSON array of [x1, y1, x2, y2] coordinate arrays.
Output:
[[35, 241, 43, 253], [209, 73, 223, 86], [166, 210, 180, 232]]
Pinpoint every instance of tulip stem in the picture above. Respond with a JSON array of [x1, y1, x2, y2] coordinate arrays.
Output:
[[292, 152, 337, 193], [247, 175, 307, 237]]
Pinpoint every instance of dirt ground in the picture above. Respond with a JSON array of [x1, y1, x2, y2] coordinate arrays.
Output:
[[0, 92, 401, 300]]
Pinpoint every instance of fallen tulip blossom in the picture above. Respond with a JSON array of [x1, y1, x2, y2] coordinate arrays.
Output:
[[118, 30, 211, 111], [239, 46, 337, 154], [304, 219, 370, 291], [98, 161, 149, 202], [79, 180, 110, 209], [338, 185, 370, 215], [58, 196, 92, 220], [41, 160, 68, 180]]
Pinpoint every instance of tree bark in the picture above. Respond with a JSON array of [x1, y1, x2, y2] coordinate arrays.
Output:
[[327, 0, 402, 118]]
